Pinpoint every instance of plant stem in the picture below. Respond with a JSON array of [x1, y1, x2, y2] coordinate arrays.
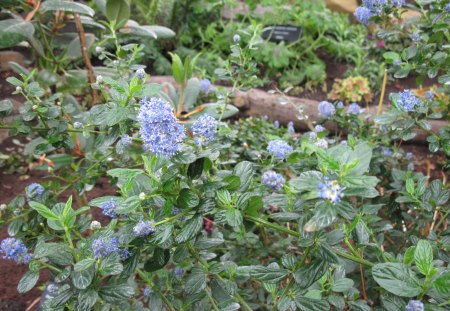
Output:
[[39, 261, 62, 273], [136, 268, 175, 311], [64, 227, 79, 262]]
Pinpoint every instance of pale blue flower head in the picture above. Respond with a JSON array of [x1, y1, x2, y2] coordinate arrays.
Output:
[[267, 140, 293, 160], [26, 183, 44, 201], [0, 237, 32, 264], [199, 79, 211, 94], [317, 178, 344, 204], [233, 34, 241, 42], [133, 219, 156, 237], [138, 97, 186, 158], [135, 68, 146, 80], [100, 198, 119, 218], [191, 114, 219, 147], [347, 103, 361, 115], [394, 90, 423, 112], [318, 101, 336, 118], [262, 171, 285, 191], [92, 237, 119, 259], [405, 300, 424, 311]]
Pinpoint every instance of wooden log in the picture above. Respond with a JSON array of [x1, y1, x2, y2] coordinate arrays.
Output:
[[148, 76, 448, 145]]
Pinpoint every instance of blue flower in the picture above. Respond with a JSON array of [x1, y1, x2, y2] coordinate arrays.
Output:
[[262, 115, 269, 121], [119, 248, 131, 260], [446, 3, 450, 13], [92, 237, 119, 259], [405, 300, 424, 311], [315, 138, 329, 149], [26, 183, 44, 201], [199, 79, 211, 94], [100, 198, 119, 218], [318, 101, 336, 118], [337, 102, 344, 109], [314, 125, 325, 132], [425, 91, 434, 101], [287, 121, 295, 135], [394, 90, 423, 112], [406, 152, 413, 160], [355, 6, 374, 26], [73, 122, 83, 129], [347, 103, 361, 115], [273, 120, 280, 129], [411, 31, 422, 42], [138, 97, 186, 158], [363, 0, 387, 14], [191, 114, 219, 147], [143, 286, 152, 297], [174, 267, 184, 279], [267, 140, 293, 160], [317, 178, 344, 204], [0, 237, 32, 264], [262, 171, 285, 191], [391, 0, 405, 7], [133, 219, 156, 237], [233, 34, 241, 42], [135, 68, 146, 80], [383, 147, 393, 157], [393, 59, 402, 66]]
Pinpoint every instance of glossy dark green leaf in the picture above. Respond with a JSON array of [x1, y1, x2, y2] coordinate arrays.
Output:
[[372, 263, 421, 297], [144, 248, 170, 272], [17, 270, 39, 293]]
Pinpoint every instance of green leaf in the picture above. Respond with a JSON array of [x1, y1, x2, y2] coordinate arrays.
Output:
[[99, 284, 134, 303], [183, 78, 200, 112], [66, 33, 95, 60], [225, 208, 243, 227], [29, 201, 59, 221], [187, 158, 204, 180], [186, 266, 206, 294], [293, 260, 328, 288], [72, 266, 95, 289], [107, 168, 143, 180], [63, 196, 73, 219], [175, 216, 203, 243], [169, 53, 185, 84], [34, 242, 73, 266], [74, 258, 96, 272], [17, 270, 39, 293], [0, 19, 34, 49], [40, 0, 95, 16], [100, 253, 123, 276], [304, 203, 337, 232], [289, 171, 323, 193], [77, 288, 98, 311], [402, 46, 418, 60], [414, 240, 433, 276], [177, 188, 200, 209], [105, 0, 130, 23], [432, 271, 450, 296], [144, 247, 170, 272], [372, 263, 421, 297], [331, 278, 354, 292], [200, 103, 239, 120], [403, 246, 415, 265], [295, 296, 330, 311], [251, 265, 288, 283], [233, 161, 254, 192]]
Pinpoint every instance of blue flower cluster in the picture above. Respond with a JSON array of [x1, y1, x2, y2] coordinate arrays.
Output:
[[394, 90, 423, 112], [355, 0, 405, 26], [191, 114, 219, 147], [317, 178, 344, 204], [314, 125, 325, 132], [138, 97, 186, 158], [199, 79, 211, 94], [347, 103, 361, 115], [262, 171, 285, 191], [0, 237, 33, 264], [274, 120, 280, 129], [143, 286, 152, 297], [425, 91, 434, 101], [117, 134, 132, 154], [411, 31, 422, 42], [100, 198, 119, 218], [405, 300, 424, 311], [26, 183, 44, 201], [135, 68, 146, 80], [267, 140, 293, 160], [446, 3, 450, 13], [133, 219, 156, 237], [92, 237, 120, 259], [287, 121, 295, 135], [318, 101, 336, 118], [233, 34, 241, 42], [174, 266, 184, 279]]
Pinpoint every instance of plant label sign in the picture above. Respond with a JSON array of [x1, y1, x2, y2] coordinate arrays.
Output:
[[261, 25, 302, 42]]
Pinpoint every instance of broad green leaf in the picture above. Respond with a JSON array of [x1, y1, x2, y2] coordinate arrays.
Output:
[[289, 171, 323, 193], [372, 263, 421, 297], [175, 216, 203, 243], [225, 208, 243, 227], [40, 0, 95, 16], [100, 253, 123, 276], [414, 240, 433, 276], [183, 78, 200, 112], [200, 103, 239, 120], [144, 248, 170, 272], [177, 188, 200, 209], [233, 161, 254, 191], [99, 284, 134, 303], [0, 19, 34, 49], [295, 296, 330, 311], [74, 258, 96, 272], [251, 265, 288, 283], [29, 201, 59, 221], [17, 270, 39, 293], [331, 278, 354, 292], [304, 203, 337, 232], [432, 271, 450, 296], [105, 0, 130, 23], [186, 266, 206, 294], [294, 260, 328, 288], [72, 266, 95, 289], [77, 288, 98, 311]]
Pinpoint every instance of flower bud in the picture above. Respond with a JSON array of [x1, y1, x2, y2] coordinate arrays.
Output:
[[0, 204, 7, 211], [90, 221, 101, 230], [15, 86, 22, 92], [96, 75, 103, 84], [139, 192, 146, 200]]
